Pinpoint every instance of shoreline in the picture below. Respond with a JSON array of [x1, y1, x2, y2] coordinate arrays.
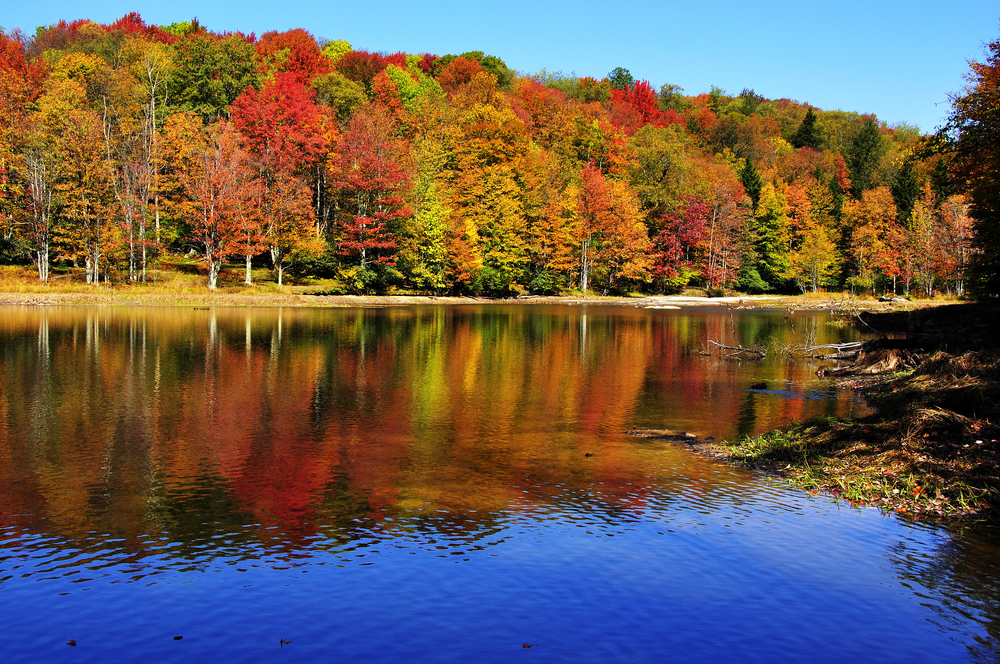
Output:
[[0, 288, 940, 312], [630, 302, 1000, 527]]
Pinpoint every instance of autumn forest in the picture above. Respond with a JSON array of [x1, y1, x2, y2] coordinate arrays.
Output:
[[0, 13, 989, 296]]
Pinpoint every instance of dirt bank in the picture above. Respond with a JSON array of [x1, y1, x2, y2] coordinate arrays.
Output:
[[640, 302, 1000, 526]]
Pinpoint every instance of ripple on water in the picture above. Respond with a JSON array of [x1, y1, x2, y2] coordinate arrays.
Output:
[[0, 306, 997, 663]]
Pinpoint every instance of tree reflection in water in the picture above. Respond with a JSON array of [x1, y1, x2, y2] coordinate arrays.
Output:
[[1, 304, 996, 662]]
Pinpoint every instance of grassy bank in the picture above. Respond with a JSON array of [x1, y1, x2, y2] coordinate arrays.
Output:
[[0, 265, 951, 310], [714, 303, 1000, 524]]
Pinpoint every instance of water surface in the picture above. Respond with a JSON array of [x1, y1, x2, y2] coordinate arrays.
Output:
[[1, 304, 998, 663]]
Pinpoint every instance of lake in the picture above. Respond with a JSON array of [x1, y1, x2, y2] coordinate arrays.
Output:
[[1, 304, 998, 663]]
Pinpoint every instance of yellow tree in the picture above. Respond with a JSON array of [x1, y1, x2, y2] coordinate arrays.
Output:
[[98, 40, 170, 283], [939, 194, 974, 296], [158, 111, 205, 234], [578, 162, 652, 293], [597, 177, 653, 291], [401, 133, 452, 292], [521, 146, 578, 292], [21, 120, 59, 281], [784, 178, 837, 292], [788, 224, 838, 293], [446, 72, 530, 293], [843, 186, 898, 294], [119, 36, 172, 253], [907, 184, 942, 297], [41, 78, 112, 283], [747, 183, 790, 290]]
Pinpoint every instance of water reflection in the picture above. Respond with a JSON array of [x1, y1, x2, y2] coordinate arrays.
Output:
[[1, 305, 998, 662], [0, 305, 859, 543], [887, 528, 1000, 663]]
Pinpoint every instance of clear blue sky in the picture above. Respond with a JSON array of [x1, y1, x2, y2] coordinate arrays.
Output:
[[5, 1, 999, 133]]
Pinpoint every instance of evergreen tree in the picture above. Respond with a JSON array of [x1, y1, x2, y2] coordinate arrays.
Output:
[[607, 67, 634, 91], [738, 158, 763, 210], [929, 157, 956, 201], [846, 116, 886, 198], [790, 108, 822, 149], [737, 88, 766, 116], [891, 159, 920, 225]]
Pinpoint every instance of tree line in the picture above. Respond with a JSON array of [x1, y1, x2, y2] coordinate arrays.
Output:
[[0, 13, 994, 295]]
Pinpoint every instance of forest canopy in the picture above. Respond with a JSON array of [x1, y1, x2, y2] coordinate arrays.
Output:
[[0, 13, 990, 296]]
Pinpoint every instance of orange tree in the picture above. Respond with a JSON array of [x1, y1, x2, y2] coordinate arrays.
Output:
[[946, 27, 1000, 295]]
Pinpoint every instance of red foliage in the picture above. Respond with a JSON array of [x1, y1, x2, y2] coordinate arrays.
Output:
[[609, 95, 644, 135], [653, 197, 710, 278], [186, 122, 253, 286], [660, 109, 684, 127], [106, 12, 177, 44], [256, 28, 329, 84], [510, 78, 567, 136], [383, 51, 407, 68], [230, 72, 329, 172], [608, 79, 683, 134], [0, 31, 44, 204], [372, 69, 411, 128], [437, 56, 483, 92], [335, 50, 387, 89], [579, 161, 614, 227], [415, 53, 439, 74], [0, 32, 46, 100], [30, 19, 96, 53], [834, 154, 852, 193], [332, 110, 411, 267], [613, 81, 661, 123]]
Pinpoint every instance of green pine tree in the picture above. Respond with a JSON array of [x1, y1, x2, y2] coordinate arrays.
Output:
[[791, 108, 822, 149], [846, 116, 886, 198], [891, 159, 920, 225], [738, 158, 763, 210]]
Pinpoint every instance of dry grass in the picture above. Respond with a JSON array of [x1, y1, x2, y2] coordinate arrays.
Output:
[[717, 347, 1000, 523], [0, 263, 962, 313]]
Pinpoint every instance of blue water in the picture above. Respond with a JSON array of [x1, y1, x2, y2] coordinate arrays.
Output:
[[4, 476, 999, 663], [1, 305, 998, 663]]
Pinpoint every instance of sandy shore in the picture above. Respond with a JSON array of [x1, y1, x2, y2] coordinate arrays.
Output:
[[0, 289, 926, 311]]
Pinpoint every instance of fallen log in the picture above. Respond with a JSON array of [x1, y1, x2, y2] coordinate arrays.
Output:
[[817, 345, 921, 377], [707, 339, 767, 359]]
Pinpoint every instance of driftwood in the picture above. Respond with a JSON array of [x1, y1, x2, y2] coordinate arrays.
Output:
[[792, 341, 863, 360], [626, 428, 700, 440], [816, 341, 922, 378], [706, 339, 766, 359]]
